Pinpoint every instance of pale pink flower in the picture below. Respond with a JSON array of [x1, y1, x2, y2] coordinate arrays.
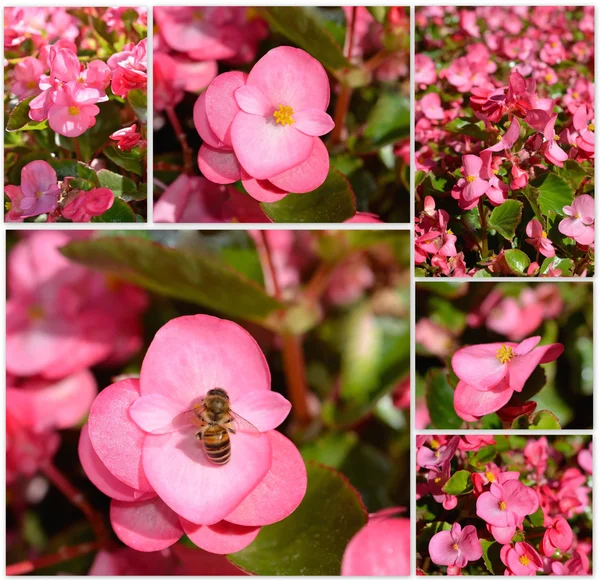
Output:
[[415, 54, 436, 87], [11, 56, 44, 99], [559, 194, 594, 246], [429, 523, 482, 568], [418, 92, 444, 121], [4, 160, 59, 218], [525, 219, 555, 258], [47, 84, 102, 138]]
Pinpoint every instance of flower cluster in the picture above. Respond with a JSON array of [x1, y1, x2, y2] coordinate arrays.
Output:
[[417, 435, 592, 576], [79, 315, 307, 555], [415, 7, 595, 277], [6, 231, 148, 482]]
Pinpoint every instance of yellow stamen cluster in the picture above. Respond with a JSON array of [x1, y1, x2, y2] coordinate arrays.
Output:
[[273, 104, 295, 126], [499, 501, 507, 511], [588, 123, 595, 132], [434, 477, 441, 483], [446, 229, 454, 235], [466, 175, 476, 183], [485, 472, 496, 482], [5, 201, 12, 211], [542, 231, 548, 238], [430, 440, 440, 450], [553, 135, 560, 141], [519, 555, 530, 566], [35, 191, 43, 199], [68, 106, 80, 117], [28, 305, 45, 321], [496, 345, 514, 364], [452, 543, 459, 551], [545, 73, 553, 82]]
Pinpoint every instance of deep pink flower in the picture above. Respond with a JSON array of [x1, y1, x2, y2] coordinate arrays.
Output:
[[451, 154, 490, 210], [500, 542, 543, 575], [108, 39, 147, 98], [569, 104, 595, 154], [458, 435, 495, 451], [110, 124, 143, 152], [525, 219, 555, 258], [483, 116, 520, 153], [47, 84, 102, 138], [4, 160, 59, 218], [540, 516, 573, 556], [79, 316, 307, 554], [417, 436, 459, 470], [510, 163, 529, 190], [429, 523, 482, 568], [11, 56, 44, 99], [61, 188, 114, 222], [196, 47, 333, 199], [341, 512, 410, 575], [559, 194, 594, 246], [550, 548, 590, 576]]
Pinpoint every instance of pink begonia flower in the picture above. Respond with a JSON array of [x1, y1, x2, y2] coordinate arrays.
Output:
[[11, 56, 44, 99], [61, 188, 115, 222], [47, 84, 102, 138], [500, 542, 543, 576], [483, 116, 520, 153], [524, 436, 548, 479], [7, 370, 97, 484], [4, 160, 59, 218], [558, 194, 594, 247], [458, 435, 495, 452], [525, 219, 555, 258], [415, 318, 455, 358], [550, 548, 590, 576], [577, 442, 592, 474], [452, 337, 563, 421], [341, 512, 410, 575], [540, 516, 573, 556], [154, 175, 268, 224], [325, 255, 374, 306], [526, 109, 569, 168], [510, 163, 529, 190], [429, 523, 482, 568], [196, 47, 334, 200], [451, 154, 490, 210], [476, 479, 539, 543], [568, 104, 595, 154], [110, 124, 143, 152], [6, 231, 148, 379], [4, 184, 25, 222], [426, 464, 458, 510], [417, 436, 459, 470], [415, 54, 436, 87], [107, 39, 147, 98], [418, 92, 444, 121], [80, 316, 307, 554]]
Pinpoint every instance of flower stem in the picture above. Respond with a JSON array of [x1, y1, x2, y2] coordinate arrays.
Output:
[[41, 463, 109, 547], [154, 162, 185, 173], [73, 138, 82, 162], [281, 333, 311, 426], [478, 198, 489, 259], [165, 106, 193, 175], [6, 541, 103, 575], [255, 231, 282, 299]]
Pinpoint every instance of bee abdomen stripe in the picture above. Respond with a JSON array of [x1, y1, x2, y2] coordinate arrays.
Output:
[[206, 447, 230, 458]]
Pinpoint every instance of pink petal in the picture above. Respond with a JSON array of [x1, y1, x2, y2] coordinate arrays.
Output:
[[572, 194, 595, 221], [194, 92, 225, 150], [513, 336, 542, 356], [503, 479, 539, 517], [342, 517, 410, 575], [226, 431, 307, 527], [293, 109, 335, 136], [476, 491, 513, 527], [463, 178, 490, 202], [139, 315, 271, 409], [458, 525, 482, 561], [235, 86, 273, 116], [269, 138, 330, 194], [503, 116, 520, 148], [452, 343, 510, 390], [246, 46, 330, 113], [491, 524, 517, 544], [88, 379, 154, 492], [428, 530, 458, 566], [110, 497, 184, 552], [153, 174, 189, 223], [141, 428, 272, 526], [559, 216, 590, 239], [231, 111, 313, 180], [454, 379, 513, 421], [175, 59, 218, 93], [462, 154, 483, 177], [526, 219, 543, 239], [198, 144, 242, 184], [241, 174, 289, 203], [79, 424, 152, 502], [204, 71, 247, 146], [508, 343, 564, 392], [21, 160, 58, 196], [181, 518, 260, 555], [129, 394, 182, 434], [233, 391, 291, 432]]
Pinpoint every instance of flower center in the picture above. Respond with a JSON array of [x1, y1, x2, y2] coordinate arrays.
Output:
[[434, 477, 441, 483], [466, 175, 476, 183], [452, 543, 459, 551], [496, 345, 514, 364], [545, 73, 553, 82], [273, 104, 295, 126], [519, 555, 530, 566], [588, 123, 594, 132], [573, 92, 580, 99], [551, 42, 558, 49], [35, 190, 43, 199], [77, 76, 85, 84], [553, 134, 560, 141], [542, 231, 548, 238], [27, 80, 37, 89], [28, 305, 45, 321], [105, 274, 122, 292], [499, 501, 507, 510], [5, 201, 12, 211], [68, 106, 80, 117], [496, 134, 503, 141], [485, 471, 496, 482], [446, 228, 454, 235], [430, 440, 440, 450]]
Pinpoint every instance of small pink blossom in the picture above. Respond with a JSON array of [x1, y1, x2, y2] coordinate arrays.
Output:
[[525, 219, 555, 258], [11, 56, 44, 99], [108, 39, 147, 98], [418, 92, 444, 121], [4, 160, 59, 218], [415, 54, 436, 87], [559, 194, 594, 247], [110, 124, 144, 152], [429, 523, 482, 568], [500, 542, 543, 575], [61, 188, 114, 222], [47, 84, 101, 138], [540, 516, 573, 556]]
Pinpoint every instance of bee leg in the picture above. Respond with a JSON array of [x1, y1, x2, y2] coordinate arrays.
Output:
[[227, 428, 236, 434], [195, 432, 203, 439]]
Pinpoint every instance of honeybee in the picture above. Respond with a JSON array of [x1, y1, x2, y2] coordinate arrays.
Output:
[[172, 388, 260, 465]]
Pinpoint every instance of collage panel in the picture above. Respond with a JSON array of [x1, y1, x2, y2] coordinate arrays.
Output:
[[153, 6, 410, 224], [416, 434, 593, 576], [416, 281, 593, 430], [414, 6, 595, 277], [6, 229, 411, 575], [4, 7, 148, 223]]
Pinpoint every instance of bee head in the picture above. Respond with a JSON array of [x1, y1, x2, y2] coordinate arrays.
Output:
[[207, 388, 229, 399]]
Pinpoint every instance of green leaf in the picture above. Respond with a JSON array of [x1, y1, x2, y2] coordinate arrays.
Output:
[[354, 93, 410, 153], [425, 369, 462, 429], [504, 249, 530, 276], [228, 462, 367, 575], [97, 169, 138, 199], [529, 410, 561, 430], [556, 159, 590, 190], [257, 7, 352, 73], [488, 200, 522, 240], [469, 445, 497, 468], [48, 159, 99, 185], [90, 198, 136, 223], [522, 185, 544, 222], [534, 173, 574, 217], [366, 6, 388, 23], [127, 89, 147, 124], [444, 117, 488, 141], [6, 97, 48, 131], [104, 146, 143, 175], [442, 470, 473, 496], [481, 539, 503, 575], [261, 169, 356, 223], [60, 236, 284, 327]]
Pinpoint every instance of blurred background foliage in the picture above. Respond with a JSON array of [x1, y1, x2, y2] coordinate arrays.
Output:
[[6, 229, 410, 573], [415, 282, 593, 430]]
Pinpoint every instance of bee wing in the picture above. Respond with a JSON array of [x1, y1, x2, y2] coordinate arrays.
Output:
[[229, 410, 261, 436], [172, 405, 206, 429]]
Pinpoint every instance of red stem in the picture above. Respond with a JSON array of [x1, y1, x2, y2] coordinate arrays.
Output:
[[281, 333, 311, 427], [255, 231, 282, 299], [165, 106, 193, 175], [7, 541, 103, 575]]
